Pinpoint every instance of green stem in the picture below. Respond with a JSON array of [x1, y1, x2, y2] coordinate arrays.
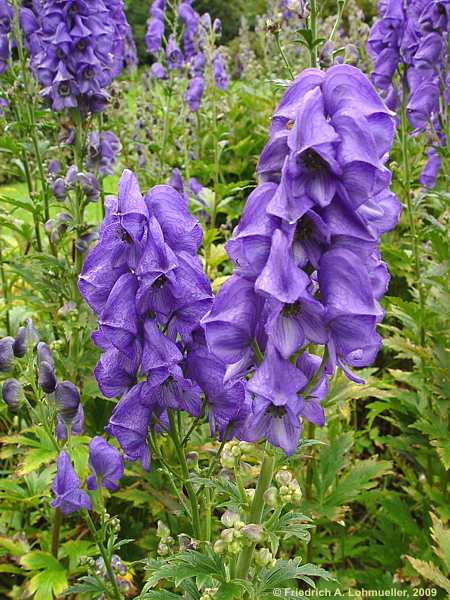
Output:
[[309, 0, 318, 68], [235, 444, 275, 580], [400, 78, 425, 349], [21, 150, 43, 252], [168, 411, 201, 539], [0, 241, 11, 335], [51, 507, 62, 558], [158, 78, 173, 180], [84, 512, 123, 600], [275, 32, 295, 80], [328, 0, 346, 42]]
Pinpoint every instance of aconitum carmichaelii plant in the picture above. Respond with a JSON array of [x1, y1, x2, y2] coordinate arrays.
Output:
[[367, 0, 449, 187], [201, 64, 402, 456], [79, 170, 215, 470], [25, 0, 131, 113]]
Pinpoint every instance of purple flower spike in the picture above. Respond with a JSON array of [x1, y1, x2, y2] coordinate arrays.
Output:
[[51, 451, 92, 515], [86, 436, 124, 491], [203, 64, 399, 455]]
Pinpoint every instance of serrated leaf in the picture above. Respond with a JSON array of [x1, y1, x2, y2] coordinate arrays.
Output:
[[406, 556, 450, 593], [430, 512, 450, 571], [22, 552, 68, 600]]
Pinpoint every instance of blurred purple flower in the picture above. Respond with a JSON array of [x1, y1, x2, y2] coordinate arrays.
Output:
[[51, 451, 91, 515], [86, 436, 124, 491]]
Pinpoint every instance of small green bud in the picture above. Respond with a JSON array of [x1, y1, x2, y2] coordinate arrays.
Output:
[[275, 468, 293, 486], [229, 540, 242, 554], [156, 520, 171, 540], [220, 450, 235, 469], [241, 524, 264, 543], [263, 486, 279, 507], [221, 510, 240, 528], [213, 539, 226, 554], [255, 547, 274, 567], [231, 445, 241, 457], [234, 520, 245, 530], [221, 528, 234, 543], [245, 488, 255, 502], [157, 542, 170, 556]]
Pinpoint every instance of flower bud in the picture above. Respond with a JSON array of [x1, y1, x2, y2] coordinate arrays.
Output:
[[319, 40, 334, 68], [229, 540, 241, 554], [157, 542, 170, 556], [38, 361, 57, 394], [156, 520, 170, 539], [13, 319, 38, 357], [255, 547, 275, 567], [220, 449, 235, 469], [213, 539, 226, 554], [220, 528, 234, 543], [78, 172, 100, 202], [52, 177, 67, 200], [263, 486, 279, 507], [245, 488, 255, 502], [275, 468, 293, 486], [213, 18, 222, 35], [36, 342, 55, 369], [241, 524, 264, 543], [221, 510, 240, 528], [47, 159, 61, 179], [2, 378, 22, 412], [0, 337, 14, 372], [65, 165, 78, 187], [54, 380, 80, 422]]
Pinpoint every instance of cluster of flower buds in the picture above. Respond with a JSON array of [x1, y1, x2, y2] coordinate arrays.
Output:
[[50, 163, 100, 203], [156, 520, 175, 556], [367, 0, 449, 187], [22, 0, 132, 113], [96, 554, 132, 598], [79, 169, 213, 470], [0, 0, 13, 74], [219, 440, 251, 469], [214, 510, 247, 555], [264, 468, 302, 507], [86, 131, 121, 177], [202, 65, 400, 456]]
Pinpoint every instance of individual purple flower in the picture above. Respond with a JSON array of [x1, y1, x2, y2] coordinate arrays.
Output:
[[151, 62, 167, 80], [51, 451, 92, 515], [186, 76, 204, 112], [212, 51, 229, 91], [56, 403, 84, 441], [54, 381, 81, 424], [0, 337, 14, 372], [38, 361, 57, 394], [166, 34, 183, 70], [419, 146, 441, 189], [2, 378, 22, 412], [105, 383, 153, 470], [86, 131, 121, 176], [86, 436, 124, 491]]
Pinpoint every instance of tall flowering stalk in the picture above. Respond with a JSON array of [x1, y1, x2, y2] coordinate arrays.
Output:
[[79, 169, 214, 537], [203, 64, 400, 458]]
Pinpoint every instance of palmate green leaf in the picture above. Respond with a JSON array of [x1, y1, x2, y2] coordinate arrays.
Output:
[[256, 558, 336, 596], [61, 575, 106, 597], [325, 459, 392, 508], [191, 475, 241, 504], [269, 512, 314, 544], [315, 433, 353, 499], [144, 551, 227, 590], [21, 551, 68, 600]]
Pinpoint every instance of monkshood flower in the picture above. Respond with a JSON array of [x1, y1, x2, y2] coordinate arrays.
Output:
[[28, 0, 131, 113], [0, 336, 14, 372], [212, 51, 230, 91], [145, 0, 167, 55], [79, 170, 213, 469], [86, 436, 124, 491], [2, 378, 22, 413], [151, 62, 167, 80], [86, 131, 121, 176], [54, 380, 85, 440], [51, 451, 92, 515], [166, 34, 183, 70], [0, 0, 12, 74], [203, 65, 400, 455], [186, 76, 204, 112]]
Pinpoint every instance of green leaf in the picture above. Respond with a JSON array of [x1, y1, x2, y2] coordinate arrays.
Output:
[[21, 552, 68, 600], [406, 556, 450, 593], [430, 512, 450, 571], [215, 581, 243, 600]]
